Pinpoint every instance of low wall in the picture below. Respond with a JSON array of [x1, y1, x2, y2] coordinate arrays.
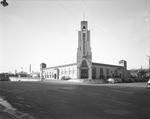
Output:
[[9, 77, 41, 81]]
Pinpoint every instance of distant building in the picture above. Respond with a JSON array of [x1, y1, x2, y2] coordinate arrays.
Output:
[[41, 21, 129, 80]]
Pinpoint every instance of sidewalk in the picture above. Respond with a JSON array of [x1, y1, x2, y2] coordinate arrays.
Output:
[[43, 78, 106, 84]]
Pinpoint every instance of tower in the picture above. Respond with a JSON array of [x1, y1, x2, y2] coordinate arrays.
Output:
[[77, 21, 92, 79], [40, 63, 46, 80], [119, 60, 127, 79]]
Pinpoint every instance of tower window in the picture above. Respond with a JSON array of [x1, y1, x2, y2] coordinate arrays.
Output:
[[81, 60, 88, 67], [83, 33, 86, 37], [83, 26, 86, 29]]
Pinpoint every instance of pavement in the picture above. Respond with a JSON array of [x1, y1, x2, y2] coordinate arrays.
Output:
[[0, 112, 11, 119], [0, 81, 150, 119]]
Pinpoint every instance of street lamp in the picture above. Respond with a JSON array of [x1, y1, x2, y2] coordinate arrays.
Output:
[[1, 0, 8, 7]]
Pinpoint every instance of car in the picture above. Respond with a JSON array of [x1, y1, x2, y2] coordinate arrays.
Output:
[[108, 78, 116, 83]]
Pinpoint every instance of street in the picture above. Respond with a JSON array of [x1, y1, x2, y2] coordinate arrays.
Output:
[[0, 81, 150, 119]]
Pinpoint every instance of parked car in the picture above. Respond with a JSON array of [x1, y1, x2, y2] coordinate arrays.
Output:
[[108, 78, 116, 83], [107, 78, 122, 83]]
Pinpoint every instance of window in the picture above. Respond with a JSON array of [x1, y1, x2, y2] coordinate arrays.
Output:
[[47, 72, 49, 78], [114, 69, 118, 76], [81, 60, 88, 67], [83, 33, 86, 37], [107, 69, 109, 75], [83, 26, 86, 29], [72, 67, 75, 74], [69, 68, 71, 74], [45, 72, 46, 78], [51, 72, 53, 77], [46, 72, 48, 78], [64, 68, 67, 74], [50, 72, 51, 78], [100, 68, 103, 75]]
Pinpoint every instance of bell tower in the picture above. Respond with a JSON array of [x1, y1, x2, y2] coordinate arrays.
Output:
[[77, 21, 92, 79]]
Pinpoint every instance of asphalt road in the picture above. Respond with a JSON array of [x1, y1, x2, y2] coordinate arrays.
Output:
[[0, 81, 150, 119]]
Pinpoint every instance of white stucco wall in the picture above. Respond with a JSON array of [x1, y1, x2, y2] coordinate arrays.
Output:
[[43, 64, 77, 80]]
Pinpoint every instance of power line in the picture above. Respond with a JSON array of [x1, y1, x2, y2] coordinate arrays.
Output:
[[55, 0, 80, 22], [81, 0, 119, 41], [67, 0, 114, 42]]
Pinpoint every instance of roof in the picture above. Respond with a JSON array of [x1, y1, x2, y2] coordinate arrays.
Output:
[[43, 63, 77, 70], [43, 61, 124, 70], [92, 62, 124, 68]]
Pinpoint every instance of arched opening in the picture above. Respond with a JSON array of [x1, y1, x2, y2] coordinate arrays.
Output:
[[80, 60, 89, 79], [92, 67, 96, 79], [99, 68, 105, 79], [54, 74, 56, 79], [119, 73, 122, 78]]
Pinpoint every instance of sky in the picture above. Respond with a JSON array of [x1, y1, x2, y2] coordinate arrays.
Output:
[[0, 0, 149, 73]]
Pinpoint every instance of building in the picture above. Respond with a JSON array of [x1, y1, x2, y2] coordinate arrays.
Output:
[[40, 21, 129, 80]]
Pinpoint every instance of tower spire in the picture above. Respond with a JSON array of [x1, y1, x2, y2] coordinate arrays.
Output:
[[83, 12, 85, 21]]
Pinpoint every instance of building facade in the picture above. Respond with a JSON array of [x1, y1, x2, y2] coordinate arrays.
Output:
[[41, 21, 128, 80]]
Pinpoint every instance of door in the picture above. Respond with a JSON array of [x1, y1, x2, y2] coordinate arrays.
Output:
[[81, 69, 88, 79]]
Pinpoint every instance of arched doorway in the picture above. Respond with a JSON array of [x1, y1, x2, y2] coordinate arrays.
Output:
[[92, 67, 96, 79], [80, 60, 89, 79], [81, 69, 88, 79], [54, 74, 57, 79]]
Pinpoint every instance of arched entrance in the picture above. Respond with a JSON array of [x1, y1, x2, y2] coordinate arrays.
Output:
[[92, 67, 96, 79], [54, 69, 60, 79], [54, 74, 57, 79], [80, 60, 89, 79], [81, 69, 88, 79]]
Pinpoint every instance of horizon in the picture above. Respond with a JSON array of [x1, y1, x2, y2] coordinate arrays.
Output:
[[0, 0, 150, 73]]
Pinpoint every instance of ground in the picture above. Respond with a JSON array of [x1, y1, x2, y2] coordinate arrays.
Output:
[[0, 80, 150, 119]]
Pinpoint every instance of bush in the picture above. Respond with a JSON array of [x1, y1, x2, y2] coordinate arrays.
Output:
[[139, 78, 144, 82], [115, 78, 122, 83], [128, 78, 134, 83], [122, 78, 129, 83], [99, 75, 105, 80], [106, 75, 111, 79], [0, 77, 10, 81], [133, 77, 139, 82], [61, 76, 71, 80]]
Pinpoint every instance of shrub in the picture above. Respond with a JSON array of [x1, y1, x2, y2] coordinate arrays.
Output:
[[122, 78, 129, 83], [106, 75, 111, 79], [99, 75, 105, 80], [133, 77, 139, 82], [128, 78, 134, 83], [115, 78, 122, 83], [61, 76, 71, 80]]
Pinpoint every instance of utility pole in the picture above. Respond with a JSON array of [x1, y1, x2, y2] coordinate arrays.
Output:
[[147, 55, 150, 77], [147, 0, 150, 78]]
